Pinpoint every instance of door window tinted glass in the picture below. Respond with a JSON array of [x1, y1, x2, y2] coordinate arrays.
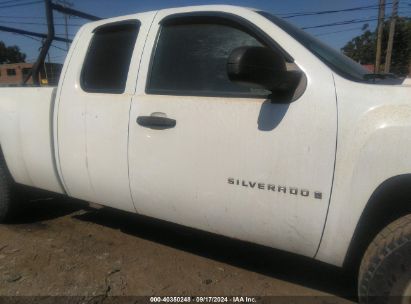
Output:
[[81, 22, 139, 93], [148, 20, 269, 97]]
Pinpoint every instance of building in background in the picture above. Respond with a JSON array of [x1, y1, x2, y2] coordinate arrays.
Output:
[[362, 64, 375, 73], [0, 62, 63, 86], [362, 63, 411, 77]]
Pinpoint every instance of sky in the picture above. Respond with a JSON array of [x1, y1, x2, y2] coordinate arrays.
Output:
[[1, 0, 411, 64]]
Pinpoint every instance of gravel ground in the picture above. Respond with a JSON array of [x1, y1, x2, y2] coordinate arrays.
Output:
[[0, 189, 357, 303]]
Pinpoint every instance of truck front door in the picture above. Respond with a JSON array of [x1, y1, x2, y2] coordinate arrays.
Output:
[[128, 8, 337, 257]]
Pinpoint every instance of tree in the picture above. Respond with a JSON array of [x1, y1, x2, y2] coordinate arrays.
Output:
[[342, 30, 375, 64], [0, 41, 26, 64], [342, 18, 411, 76]]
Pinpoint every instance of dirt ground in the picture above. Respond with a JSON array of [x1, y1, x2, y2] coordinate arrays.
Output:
[[0, 189, 357, 303]]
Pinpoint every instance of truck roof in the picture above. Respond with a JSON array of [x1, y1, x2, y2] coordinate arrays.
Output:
[[86, 4, 261, 28]]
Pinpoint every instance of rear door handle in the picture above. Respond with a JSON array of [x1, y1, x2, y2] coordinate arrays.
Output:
[[136, 116, 176, 129]]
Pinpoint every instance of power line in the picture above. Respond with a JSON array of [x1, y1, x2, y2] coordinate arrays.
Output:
[[26, 53, 66, 62], [280, 11, 402, 32], [315, 27, 364, 37], [279, 3, 394, 18], [0, 0, 99, 85], [302, 17, 380, 30], [27, 57, 65, 63], [0, 0, 35, 4], [0, 15, 70, 19], [277, 1, 411, 19], [56, 33, 74, 37], [0, 22, 75, 37], [0, 20, 83, 27], [51, 2, 100, 20], [0, 25, 72, 43], [0, 0, 33, 4], [17, 33, 67, 52], [303, 11, 401, 30], [0, 0, 42, 9], [55, 0, 73, 51]]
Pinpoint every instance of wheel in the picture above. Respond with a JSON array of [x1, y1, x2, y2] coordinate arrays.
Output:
[[0, 152, 15, 222], [359, 214, 411, 304]]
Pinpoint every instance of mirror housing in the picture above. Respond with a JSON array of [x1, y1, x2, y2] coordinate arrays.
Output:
[[227, 46, 303, 101]]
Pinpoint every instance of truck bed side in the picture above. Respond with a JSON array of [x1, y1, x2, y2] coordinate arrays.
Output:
[[0, 87, 64, 194]]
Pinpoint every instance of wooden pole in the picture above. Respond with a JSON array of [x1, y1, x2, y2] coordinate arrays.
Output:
[[384, 0, 399, 73], [375, 0, 386, 73], [24, 0, 54, 85]]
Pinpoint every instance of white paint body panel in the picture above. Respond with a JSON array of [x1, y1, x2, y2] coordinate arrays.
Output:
[[316, 75, 411, 266], [54, 11, 156, 212], [0, 88, 63, 193], [128, 6, 337, 257]]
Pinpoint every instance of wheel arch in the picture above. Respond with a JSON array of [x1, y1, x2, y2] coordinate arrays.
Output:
[[0, 143, 15, 182], [343, 174, 411, 271]]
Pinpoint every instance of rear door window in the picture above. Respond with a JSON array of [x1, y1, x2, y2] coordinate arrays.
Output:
[[81, 21, 140, 94]]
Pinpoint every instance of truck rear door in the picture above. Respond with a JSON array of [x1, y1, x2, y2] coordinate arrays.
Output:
[[56, 12, 154, 212]]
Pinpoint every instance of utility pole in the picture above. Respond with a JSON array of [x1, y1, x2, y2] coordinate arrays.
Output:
[[44, 52, 50, 84], [384, 0, 399, 73], [375, 0, 386, 73], [11, 0, 101, 85], [56, 0, 73, 51], [26, 0, 54, 85]]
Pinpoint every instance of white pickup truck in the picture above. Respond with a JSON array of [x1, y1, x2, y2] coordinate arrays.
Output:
[[0, 5, 410, 302]]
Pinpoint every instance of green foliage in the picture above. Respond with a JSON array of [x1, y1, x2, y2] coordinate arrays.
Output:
[[342, 30, 376, 64], [0, 41, 26, 64], [342, 18, 411, 76]]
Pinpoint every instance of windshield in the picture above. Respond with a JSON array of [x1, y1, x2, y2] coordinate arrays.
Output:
[[257, 11, 370, 82]]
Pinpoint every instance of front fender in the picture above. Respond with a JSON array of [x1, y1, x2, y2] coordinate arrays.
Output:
[[316, 75, 411, 266]]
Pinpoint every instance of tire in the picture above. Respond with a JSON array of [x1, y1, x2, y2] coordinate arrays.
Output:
[[0, 151, 15, 222], [359, 214, 411, 304]]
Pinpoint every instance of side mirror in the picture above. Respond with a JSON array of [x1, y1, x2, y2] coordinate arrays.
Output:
[[227, 46, 303, 100]]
